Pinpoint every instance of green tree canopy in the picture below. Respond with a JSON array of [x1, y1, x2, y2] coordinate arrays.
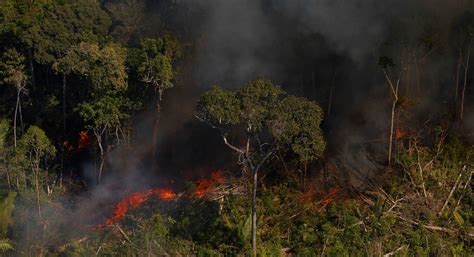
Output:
[[271, 95, 325, 162], [18, 126, 56, 166], [138, 36, 182, 98], [196, 78, 326, 254], [196, 78, 325, 163], [21, 0, 111, 65], [0, 48, 27, 88]]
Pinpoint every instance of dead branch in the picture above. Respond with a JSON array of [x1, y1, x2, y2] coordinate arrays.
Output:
[[384, 245, 408, 257], [115, 224, 131, 243], [383, 196, 406, 217], [394, 212, 454, 234], [415, 144, 427, 198], [439, 165, 466, 215], [454, 168, 473, 212]]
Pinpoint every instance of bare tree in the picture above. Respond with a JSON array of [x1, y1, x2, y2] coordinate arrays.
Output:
[[460, 45, 471, 121], [381, 64, 401, 166]]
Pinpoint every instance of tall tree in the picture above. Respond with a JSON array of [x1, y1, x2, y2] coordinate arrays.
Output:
[[137, 36, 182, 167], [0, 119, 10, 188], [451, 11, 474, 121], [71, 43, 131, 183], [196, 78, 325, 255], [18, 126, 56, 218], [19, 0, 111, 130], [0, 49, 28, 149], [379, 56, 400, 166]]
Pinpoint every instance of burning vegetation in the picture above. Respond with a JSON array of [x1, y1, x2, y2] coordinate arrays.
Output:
[[0, 1, 473, 256], [99, 170, 227, 228], [100, 188, 176, 228], [64, 131, 91, 154]]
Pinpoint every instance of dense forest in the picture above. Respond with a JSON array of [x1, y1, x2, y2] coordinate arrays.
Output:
[[0, 0, 473, 256]]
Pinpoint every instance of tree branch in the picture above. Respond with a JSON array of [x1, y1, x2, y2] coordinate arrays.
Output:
[[439, 165, 465, 215], [195, 115, 245, 154], [222, 135, 245, 154], [254, 147, 276, 173]]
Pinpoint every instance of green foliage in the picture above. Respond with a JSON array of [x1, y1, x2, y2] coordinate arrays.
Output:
[[21, 0, 111, 65], [0, 238, 14, 253], [18, 126, 56, 166], [63, 212, 193, 256], [56, 42, 128, 91], [0, 48, 27, 87], [0, 0, 51, 36], [171, 200, 243, 253], [271, 95, 325, 162], [238, 78, 284, 131], [138, 36, 182, 94], [48, 133, 473, 256], [196, 86, 241, 125], [0, 191, 16, 237], [67, 43, 134, 133], [0, 119, 9, 156], [0, 1, 473, 256], [197, 78, 325, 162], [6, 125, 56, 191], [76, 92, 132, 130]]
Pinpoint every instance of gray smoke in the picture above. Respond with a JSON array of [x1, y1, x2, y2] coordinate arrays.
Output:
[[180, 0, 471, 85], [174, 0, 474, 187]]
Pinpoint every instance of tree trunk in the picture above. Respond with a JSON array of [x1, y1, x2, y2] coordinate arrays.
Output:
[[98, 154, 105, 184], [383, 70, 399, 166], [461, 45, 471, 121], [35, 169, 42, 219], [28, 49, 36, 90], [34, 153, 42, 219], [388, 98, 397, 166], [95, 130, 105, 183], [251, 166, 257, 257], [13, 88, 20, 149], [6, 171, 11, 189], [62, 73, 67, 132], [151, 94, 161, 171], [327, 72, 336, 118]]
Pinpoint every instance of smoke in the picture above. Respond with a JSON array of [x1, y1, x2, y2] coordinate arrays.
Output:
[[272, 0, 399, 62], [173, 0, 474, 185], [180, 0, 470, 84], [12, 0, 474, 250]]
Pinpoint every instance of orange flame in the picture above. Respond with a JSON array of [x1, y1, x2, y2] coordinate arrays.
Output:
[[320, 188, 338, 209], [194, 170, 225, 198], [394, 129, 407, 139], [64, 131, 90, 154], [77, 131, 90, 150], [102, 187, 176, 227], [99, 170, 225, 229], [298, 187, 315, 203], [63, 140, 75, 153], [211, 170, 225, 184], [194, 178, 213, 198], [152, 188, 177, 200]]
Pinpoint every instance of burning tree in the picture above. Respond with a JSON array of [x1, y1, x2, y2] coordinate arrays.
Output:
[[196, 78, 325, 255]]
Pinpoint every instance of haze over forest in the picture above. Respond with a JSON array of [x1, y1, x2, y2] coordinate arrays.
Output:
[[0, 0, 473, 256]]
